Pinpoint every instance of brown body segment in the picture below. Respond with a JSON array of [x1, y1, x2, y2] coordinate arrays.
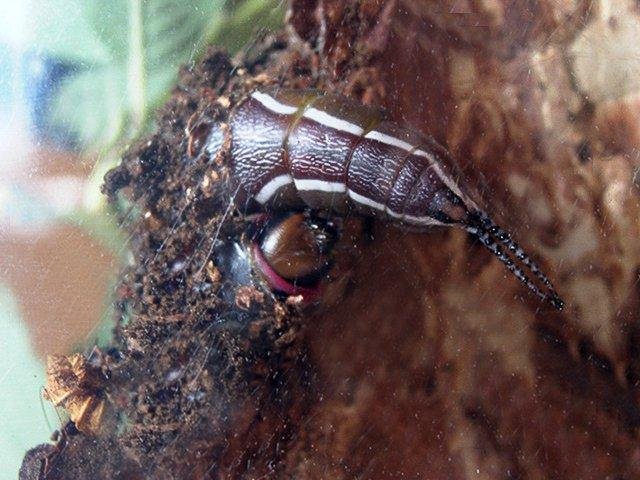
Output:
[[287, 93, 384, 210], [228, 95, 291, 208], [228, 87, 449, 222], [346, 136, 409, 216]]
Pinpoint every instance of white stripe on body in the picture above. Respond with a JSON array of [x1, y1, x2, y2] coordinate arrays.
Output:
[[403, 214, 446, 226], [251, 91, 298, 115], [346, 189, 386, 212], [255, 174, 294, 204], [269, 177, 445, 227], [347, 188, 445, 226], [413, 149, 473, 207], [294, 179, 347, 193], [364, 130, 414, 152], [253, 91, 365, 136], [302, 108, 365, 136], [365, 131, 477, 210]]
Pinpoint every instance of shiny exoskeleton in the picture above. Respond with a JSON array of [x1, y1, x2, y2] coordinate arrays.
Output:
[[202, 87, 564, 310], [252, 213, 337, 297]]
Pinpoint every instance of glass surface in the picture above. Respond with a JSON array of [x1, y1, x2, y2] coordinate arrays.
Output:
[[0, 1, 283, 475], [4, 1, 640, 478]]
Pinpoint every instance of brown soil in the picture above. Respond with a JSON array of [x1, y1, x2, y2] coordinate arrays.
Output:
[[22, 1, 640, 479]]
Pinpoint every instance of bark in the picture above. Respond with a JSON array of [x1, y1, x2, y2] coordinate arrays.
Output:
[[22, 1, 640, 479]]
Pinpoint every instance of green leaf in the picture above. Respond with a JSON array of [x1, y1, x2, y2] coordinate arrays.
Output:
[[50, 66, 128, 149], [43, 0, 227, 150], [38, 0, 287, 151], [0, 286, 58, 477], [208, 0, 286, 53], [32, 0, 111, 63]]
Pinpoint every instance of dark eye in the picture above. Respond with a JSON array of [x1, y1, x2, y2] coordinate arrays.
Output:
[[252, 213, 338, 298]]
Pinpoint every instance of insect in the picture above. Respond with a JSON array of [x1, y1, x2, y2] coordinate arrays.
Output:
[[201, 87, 564, 310]]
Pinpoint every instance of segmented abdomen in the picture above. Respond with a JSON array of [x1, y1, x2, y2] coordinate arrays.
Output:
[[204, 87, 564, 310], [226, 88, 470, 227]]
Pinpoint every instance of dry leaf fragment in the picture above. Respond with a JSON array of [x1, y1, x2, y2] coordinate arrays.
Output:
[[44, 353, 107, 435]]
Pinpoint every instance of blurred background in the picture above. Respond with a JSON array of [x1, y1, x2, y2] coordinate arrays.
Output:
[[0, 0, 283, 474]]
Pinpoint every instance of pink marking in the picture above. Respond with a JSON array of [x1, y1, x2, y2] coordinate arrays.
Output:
[[251, 244, 320, 300]]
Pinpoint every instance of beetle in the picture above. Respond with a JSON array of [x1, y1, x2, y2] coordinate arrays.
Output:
[[199, 87, 564, 310]]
